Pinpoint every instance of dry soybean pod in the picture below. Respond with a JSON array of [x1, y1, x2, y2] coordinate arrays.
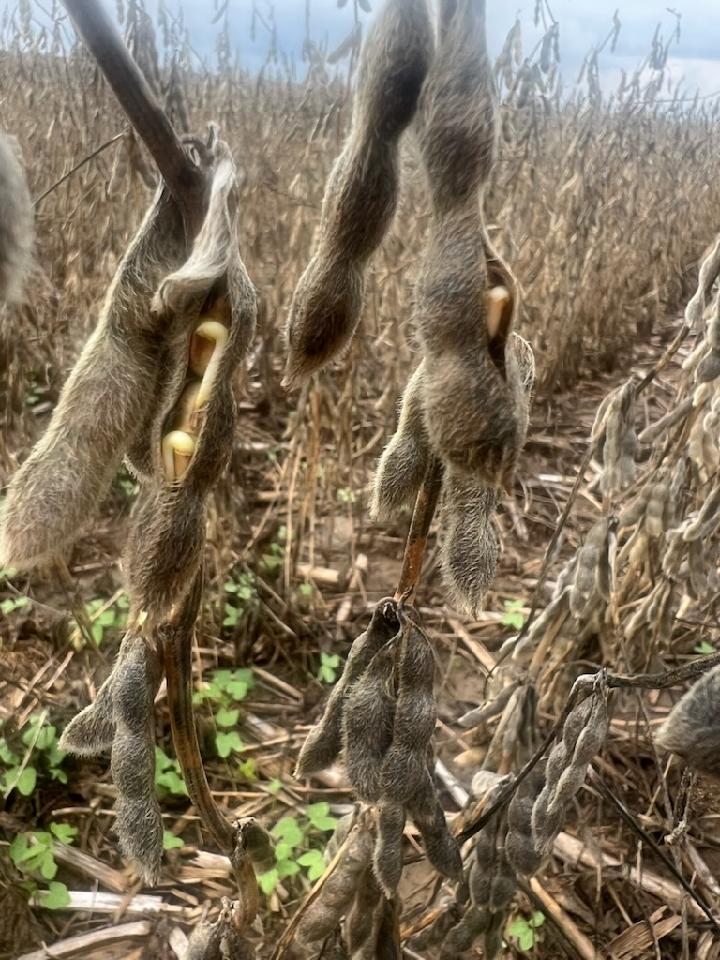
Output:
[[296, 599, 399, 778], [160, 573, 235, 852], [379, 610, 436, 803], [345, 865, 384, 952], [1, 185, 188, 570], [109, 631, 164, 885], [58, 673, 116, 757], [373, 801, 407, 897], [656, 664, 720, 777], [408, 778, 463, 882], [0, 131, 32, 304], [343, 640, 398, 802], [126, 145, 257, 621], [440, 468, 499, 617], [370, 363, 432, 521], [283, 0, 432, 386], [415, 0, 530, 488], [295, 823, 375, 946]]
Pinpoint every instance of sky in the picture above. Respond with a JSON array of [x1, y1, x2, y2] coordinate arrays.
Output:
[[3, 0, 720, 97], [170, 0, 720, 96]]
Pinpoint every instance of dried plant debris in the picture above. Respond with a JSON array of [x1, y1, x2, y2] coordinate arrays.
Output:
[[284, 0, 432, 386], [296, 601, 460, 893], [532, 683, 609, 856], [60, 631, 164, 884], [0, 131, 33, 305], [656, 664, 720, 777], [185, 899, 255, 960]]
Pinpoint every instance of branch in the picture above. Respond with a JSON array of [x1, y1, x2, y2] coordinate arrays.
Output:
[[61, 0, 205, 232]]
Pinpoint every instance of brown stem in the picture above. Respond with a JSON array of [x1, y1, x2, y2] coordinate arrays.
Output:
[[61, 0, 205, 232], [161, 574, 235, 852], [394, 458, 444, 601]]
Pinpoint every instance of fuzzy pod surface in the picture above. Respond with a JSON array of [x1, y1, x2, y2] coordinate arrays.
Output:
[[1, 185, 188, 570], [125, 139, 257, 622], [656, 664, 720, 777], [296, 599, 399, 778], [370, 362, 431, 521], [0, 131, 33, 305], [283, 0, 432, 386]]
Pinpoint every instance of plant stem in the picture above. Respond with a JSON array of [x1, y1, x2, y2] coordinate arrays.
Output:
[[394, 458, 443, 601]]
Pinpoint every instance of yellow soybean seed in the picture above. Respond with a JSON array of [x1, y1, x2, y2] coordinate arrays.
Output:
[[162, 429, 196, 480], [485, 285, 510, 340]]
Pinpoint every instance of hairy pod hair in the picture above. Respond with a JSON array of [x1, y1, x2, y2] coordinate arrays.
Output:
[[440, 469, 499, 617], [1, 185, 187, 570], [656, 664, 720, 777], [416, 0, 496, 213], [296, 599, 399, 778], [60, 632, 164, 884], [0, 131, 33, 305], [436, 334, 533, 612], [370, 363, 431, 521], [58, 674, 116, 757], [283, 0, 432, 386]]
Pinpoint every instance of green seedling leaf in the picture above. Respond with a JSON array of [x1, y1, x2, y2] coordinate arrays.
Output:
[[39, 849, 57, 880], [238, 758, 257, 782], [50, 823, 77, 845], [15, 766, 38, 797], [694, 640, 715, 654], [501, 598, 526, 631], [163, 831, 184, 850], [259, 868, 278, 895], [0, 738, 19, 765], [215, 708, 240, 728], [216, 731, 244, 758], [297, 848, 325, 880], [307, 802, 337, 832], [272, 817, 304, 848], [277, 859, 300, 879], [37, 881, 70, 909], [507, 914, 542, 952]]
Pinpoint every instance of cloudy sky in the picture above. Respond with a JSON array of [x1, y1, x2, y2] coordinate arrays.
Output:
[[171, 0, 720, 96], [5, 0, 720, 96]]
